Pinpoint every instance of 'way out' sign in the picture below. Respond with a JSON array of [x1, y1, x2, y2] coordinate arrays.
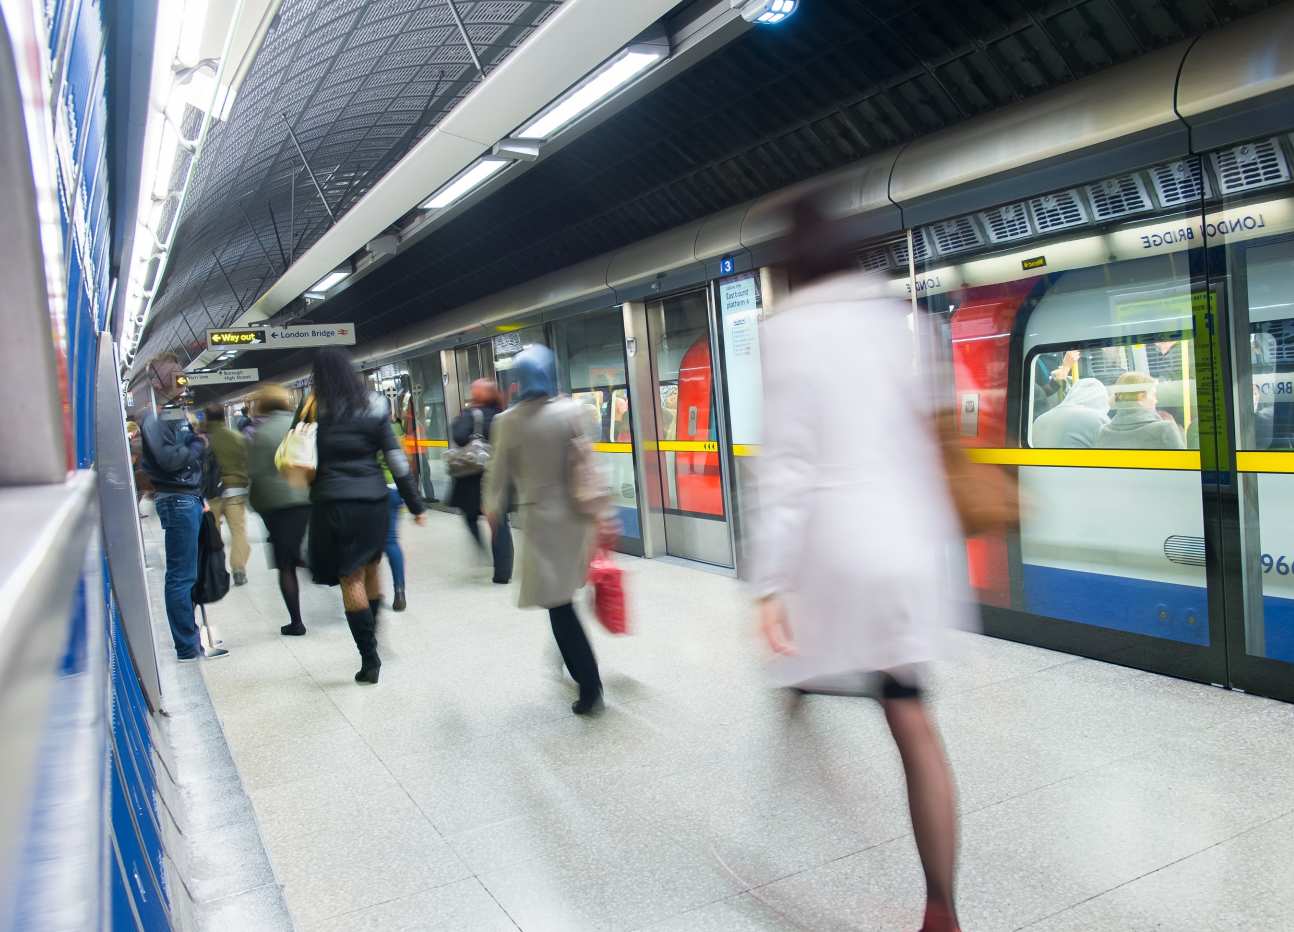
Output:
[[207, 324, 356, 351]]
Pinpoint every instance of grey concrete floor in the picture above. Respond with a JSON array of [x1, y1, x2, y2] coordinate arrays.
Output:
[[191, 509, 1294, 931]]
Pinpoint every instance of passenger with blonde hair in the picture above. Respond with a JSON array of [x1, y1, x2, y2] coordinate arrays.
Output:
[[246, 383, 313, 635], [1094, 371, 1186, 449]]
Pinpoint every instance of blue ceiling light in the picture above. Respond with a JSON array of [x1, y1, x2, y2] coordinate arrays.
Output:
[[733, 0, 799, 25]]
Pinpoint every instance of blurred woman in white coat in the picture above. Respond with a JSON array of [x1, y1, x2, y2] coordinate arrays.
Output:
[[753, 200, 973, 932]]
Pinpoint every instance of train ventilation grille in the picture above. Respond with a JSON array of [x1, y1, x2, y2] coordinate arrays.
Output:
[[1210, 138, 1290, 195], [1151, 160, 1207, 206], [979, 202, 1032, 243], [857, 247, 892, 272], [1164, 535, 1206, 567], [890, 230, 931, 268], [1086, 175, 1153, 221], [927, 216, 985, 255], [1028, 190, 1088, 233]]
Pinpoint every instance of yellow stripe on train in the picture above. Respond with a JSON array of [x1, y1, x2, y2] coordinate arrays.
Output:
[[963, 448, 1202, 470], [1236, 452, 1294, 474]]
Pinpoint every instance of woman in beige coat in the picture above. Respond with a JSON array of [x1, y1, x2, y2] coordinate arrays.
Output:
[[486, 345, 606, 715]]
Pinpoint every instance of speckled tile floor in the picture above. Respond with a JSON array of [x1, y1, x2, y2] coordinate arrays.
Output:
[[186, 508, 1294, 931]]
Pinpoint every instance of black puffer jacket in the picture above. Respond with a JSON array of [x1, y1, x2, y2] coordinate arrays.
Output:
[[311, 393, 424, 513]]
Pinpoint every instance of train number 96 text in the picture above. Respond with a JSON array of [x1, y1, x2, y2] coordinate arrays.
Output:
[[1260, 554, 1293, 574]]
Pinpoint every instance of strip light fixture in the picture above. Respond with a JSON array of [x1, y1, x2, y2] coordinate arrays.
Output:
[[516, 45, 666, 141], [308, 268, 351, 294], [422, 157, 510, 210]]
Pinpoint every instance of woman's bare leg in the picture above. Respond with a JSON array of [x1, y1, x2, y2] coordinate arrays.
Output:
[[882, 696, 959, 931]]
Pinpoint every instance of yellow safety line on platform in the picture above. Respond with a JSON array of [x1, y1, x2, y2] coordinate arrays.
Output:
[[964, 448, 1201, 470], [1236, 452, 1294, 474]]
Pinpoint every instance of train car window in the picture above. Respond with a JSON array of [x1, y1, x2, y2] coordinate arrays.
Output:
[[1025, 333, 1197, 450]]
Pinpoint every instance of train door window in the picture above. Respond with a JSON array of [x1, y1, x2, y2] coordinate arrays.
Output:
[[1212, 140, 1294, 695], [644, 289, 733, 567], [454, 343, 494, 414], [492, 325, 546, 408], [907, 167, 1225, 686], [1025, 331, 1198, 451], [552, 310, 642, 555], [407, 352, 450, 503]]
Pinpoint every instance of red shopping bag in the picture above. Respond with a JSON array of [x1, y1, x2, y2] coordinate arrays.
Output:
[[588, 550, 628, 634]]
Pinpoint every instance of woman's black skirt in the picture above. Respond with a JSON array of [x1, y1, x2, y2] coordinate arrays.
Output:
[[309, 498, 389, 586], [262, 505, 311, 570]]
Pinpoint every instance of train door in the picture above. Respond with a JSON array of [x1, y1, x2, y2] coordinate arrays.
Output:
[[406, 351, 450, 503], [552, 310, 644, 556], [454, 342, 495, 416], [643, 288, 735, 567], [1210, 139, 1294, 702]]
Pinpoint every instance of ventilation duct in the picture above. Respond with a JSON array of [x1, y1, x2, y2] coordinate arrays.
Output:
[[979, 202, 1033, 244], [1028, 190, 1089, 233], [927, 216, 985, 256], [1150, 160, 1208, 207], [857, 246, 892, 272], [1086, 175, 1153, 221], [890, 230, 931, 267], [1210, 138, 1291, 195]]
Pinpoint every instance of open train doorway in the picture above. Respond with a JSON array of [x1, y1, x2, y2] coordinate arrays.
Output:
[[643, 289, 735, 568]]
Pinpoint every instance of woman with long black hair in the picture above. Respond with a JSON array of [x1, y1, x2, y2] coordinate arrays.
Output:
[[308, 348, 425, 684]]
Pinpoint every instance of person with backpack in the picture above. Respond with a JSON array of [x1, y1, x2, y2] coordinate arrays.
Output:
[[448, 379, 512, 584], [137, 353, 228, 662]]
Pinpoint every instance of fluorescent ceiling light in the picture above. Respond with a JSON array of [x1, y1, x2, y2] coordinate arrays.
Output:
[[516, 48, 664, 141], [735, 0, 799, 24], [422, 158, 509, 210], [310, 269, 351, 292]]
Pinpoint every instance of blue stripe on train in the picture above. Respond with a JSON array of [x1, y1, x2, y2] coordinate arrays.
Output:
[[1022, 564, 1210, 646], [1022, 564, 1294, 661]]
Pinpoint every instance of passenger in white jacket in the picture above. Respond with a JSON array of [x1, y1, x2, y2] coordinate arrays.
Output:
[[753, 199, 972, 932]]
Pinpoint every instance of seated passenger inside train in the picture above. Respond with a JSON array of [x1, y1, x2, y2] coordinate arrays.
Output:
[[1031, 377, 1110, 448], [1031, 348, 1081, 418], [1095, 372, 1187, 450]]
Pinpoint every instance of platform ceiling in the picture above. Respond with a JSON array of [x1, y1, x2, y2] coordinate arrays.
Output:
[[142, 0, 1283, 386]]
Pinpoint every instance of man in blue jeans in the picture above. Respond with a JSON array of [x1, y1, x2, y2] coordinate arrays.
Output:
[[139, 353, 229, 662]]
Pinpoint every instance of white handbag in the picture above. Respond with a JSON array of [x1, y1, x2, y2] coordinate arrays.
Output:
[[275, 395, 318, 485]]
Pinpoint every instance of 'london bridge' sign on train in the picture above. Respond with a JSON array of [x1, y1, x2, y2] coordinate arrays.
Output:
[[207, 324, 356, 350]]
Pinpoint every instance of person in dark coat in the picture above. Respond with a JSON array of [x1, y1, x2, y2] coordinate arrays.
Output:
[[308, 348, 426, 684], [449, 379, 513, 584]]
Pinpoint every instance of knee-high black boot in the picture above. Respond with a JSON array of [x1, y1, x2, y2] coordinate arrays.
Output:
[[345, 608, 380, 684]]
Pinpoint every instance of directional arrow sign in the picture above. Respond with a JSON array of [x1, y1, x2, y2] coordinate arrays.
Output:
[[208, 324, 357, 351], [208, 327, 268, 347], [183, 368, 260, 386], [264, 323, 356, 348]]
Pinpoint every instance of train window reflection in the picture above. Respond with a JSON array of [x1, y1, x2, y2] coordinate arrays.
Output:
[[1027, 336, 1197, 449]]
